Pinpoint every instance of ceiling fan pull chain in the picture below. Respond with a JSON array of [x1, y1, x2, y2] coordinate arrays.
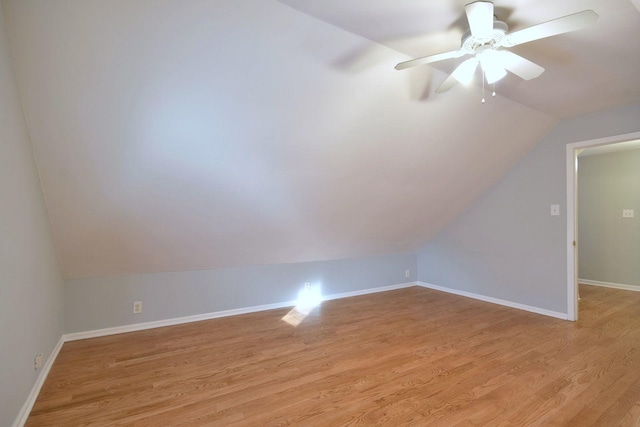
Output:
[[481, 69, 486, 103]]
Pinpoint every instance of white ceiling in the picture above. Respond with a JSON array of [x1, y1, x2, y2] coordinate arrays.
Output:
[[3, 1, 637, 279], [278, 0, 640, 119]]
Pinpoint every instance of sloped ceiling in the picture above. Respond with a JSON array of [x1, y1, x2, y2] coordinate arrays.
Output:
[[9, 0, 628, 280], [278, 0, 640, 119]]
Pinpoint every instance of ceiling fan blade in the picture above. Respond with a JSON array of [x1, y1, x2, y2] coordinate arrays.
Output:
[[501, 10, 598, 47], [395, 50, 466, 70], [465, 1, 494, 39], [435, 57, 479, 93], [496, 51, 545, 80]]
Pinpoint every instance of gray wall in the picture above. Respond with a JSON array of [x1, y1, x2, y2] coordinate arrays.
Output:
[[0, 4, 64, 426], [65, 253, 416, 333], [578, 149, 640, 286], [417, 103, 640, 314]]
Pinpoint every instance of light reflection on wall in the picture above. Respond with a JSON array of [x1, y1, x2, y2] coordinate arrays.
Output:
[[281, 283, 323, 327]]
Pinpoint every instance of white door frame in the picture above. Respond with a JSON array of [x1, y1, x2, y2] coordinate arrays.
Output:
[[565, 131, 640, 321]]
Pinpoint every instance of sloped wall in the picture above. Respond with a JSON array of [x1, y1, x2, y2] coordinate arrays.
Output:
[[3, 0, 555, 280]]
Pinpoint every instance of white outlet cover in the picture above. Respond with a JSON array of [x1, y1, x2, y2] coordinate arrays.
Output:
[[133, 301, 142, 314], [34, 353, 43, 369], [623, 209, 634, 218]]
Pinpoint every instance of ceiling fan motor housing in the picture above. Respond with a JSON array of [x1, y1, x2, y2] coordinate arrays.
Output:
[[461, 20, 508, 54]]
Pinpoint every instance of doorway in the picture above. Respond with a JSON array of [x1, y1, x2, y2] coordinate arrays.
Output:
[[566, 131, 640, 320]]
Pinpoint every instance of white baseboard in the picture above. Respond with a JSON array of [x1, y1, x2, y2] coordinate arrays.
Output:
[[64, 281, 418, 342], [323, 281, 417, 301], [63, 300, 297, 342], [15, 281, 417, 425], [12, 336, 65, 427], [417, 281, 568, 320], [579, 279, 640, 292], [16, 280, 561, 426]]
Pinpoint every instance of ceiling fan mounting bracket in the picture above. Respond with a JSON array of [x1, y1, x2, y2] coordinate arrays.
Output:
[[461, 20, 508, 54]]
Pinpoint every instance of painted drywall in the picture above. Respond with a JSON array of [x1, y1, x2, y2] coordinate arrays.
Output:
[[65, 253, 416, 333], [578, 149, 640, 286], [278, 0, 640, 120], [0, 4, 64, 426], [3, 0, 555, 279], [417, 103, 640, 314]]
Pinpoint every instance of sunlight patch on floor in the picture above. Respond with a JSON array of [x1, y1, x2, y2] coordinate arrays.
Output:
[[282, 283, 322, 327]]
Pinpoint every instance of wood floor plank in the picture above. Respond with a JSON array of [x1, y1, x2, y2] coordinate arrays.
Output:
[[26, 285, 640, 426]]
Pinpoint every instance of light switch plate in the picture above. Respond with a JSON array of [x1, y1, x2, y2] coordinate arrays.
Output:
[[551, 204, 560, 216], [623, 209, 634, 218]]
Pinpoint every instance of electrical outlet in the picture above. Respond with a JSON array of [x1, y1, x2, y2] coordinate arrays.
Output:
[[405, 270, 410, 278], [34, 353, 43, 370], [133, 301, 142, 314], [304, 282, 310, 291], [623, 209, 634, 218]]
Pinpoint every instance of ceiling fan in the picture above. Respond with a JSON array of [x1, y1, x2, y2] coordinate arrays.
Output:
[[395, 1, 599, 94]]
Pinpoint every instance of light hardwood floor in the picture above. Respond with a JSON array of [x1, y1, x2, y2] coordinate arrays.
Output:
[[27, 285, 640, 426]]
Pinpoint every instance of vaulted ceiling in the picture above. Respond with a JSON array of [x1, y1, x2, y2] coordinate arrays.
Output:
[[279, 0, 640, 119], [3, 0, 638, 279]]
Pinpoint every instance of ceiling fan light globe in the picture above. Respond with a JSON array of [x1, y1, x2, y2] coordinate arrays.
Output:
[[452, 58, 479, 85], [477, 47, 507, 84], [483, 64, 507, 84]]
